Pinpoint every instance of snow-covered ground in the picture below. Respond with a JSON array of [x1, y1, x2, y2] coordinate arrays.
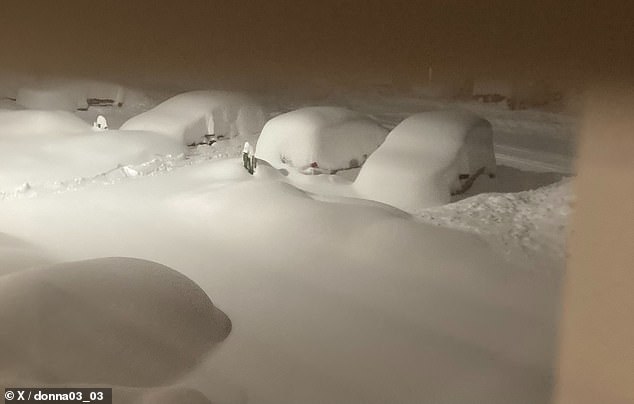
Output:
[[0, 77, 576, 403]]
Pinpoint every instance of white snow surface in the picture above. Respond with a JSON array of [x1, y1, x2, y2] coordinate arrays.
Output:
[[0, 110, 92, 138], [0, 257, 230, 386], [120, 91, 267, 145], [0, 78, 576, 404], [0, 233, 52, 277], [255, 106, 388, 172], [417, 179, 573, 265], [0, 109, 183, 191], [355, 110, 496, 211], [0, 157, 565, 404]]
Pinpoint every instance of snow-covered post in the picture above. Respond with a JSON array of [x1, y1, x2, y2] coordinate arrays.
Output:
[[250, 148, 257, 173], [242, 142, 255, 174], [92, 115, 108, 131]]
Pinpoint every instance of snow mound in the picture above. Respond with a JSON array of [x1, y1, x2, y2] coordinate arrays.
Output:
[[120, 91, 267, 145], [17, 86, 87, 111], [15, 80, 146, 112], [255, 106, 388, 173], [0, 233, 52, 277], [0, 110, 91, 139], [416, 179, 573, 264], [0, 257, 231, 386], [355, 110, 496, 211], [0, 160, 562, 403], [0, 129, 183, 191]]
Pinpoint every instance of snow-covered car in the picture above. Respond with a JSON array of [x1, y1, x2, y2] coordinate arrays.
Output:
[[355, 110, 496, 211], [254, 106, 388, 174], [120, 90, 267, 146], [15, 80, 133, 112]]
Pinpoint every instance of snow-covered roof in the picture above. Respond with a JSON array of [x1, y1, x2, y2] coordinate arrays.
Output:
[[355, 110, 495, 211], [255, 106, 388, 172]]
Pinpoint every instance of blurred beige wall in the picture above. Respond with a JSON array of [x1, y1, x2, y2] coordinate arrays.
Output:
[[554, 86, 634, 404]]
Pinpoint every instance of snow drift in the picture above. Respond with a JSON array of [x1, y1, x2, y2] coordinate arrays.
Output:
[[0, 257, 231, 386], [0, 157, 562, 404], [120, 91, 267, 145], [0, 110, 91, 139], [255, 106, 388, 173], [0, 129, 183, 191], [355, 110, 496, 211], [417, 179, 573, 264], [0, 233, 52, 277], [0, 108, 183, 191]]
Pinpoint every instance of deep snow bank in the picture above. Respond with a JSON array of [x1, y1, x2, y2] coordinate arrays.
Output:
[[0, 110, 91, 139], [0, 233, 52, 277], [0, 129, 183, 191], [255, 106, 388, 173], [0, 109, 183, 191], [0, 257, 231, 386], [355, 110, 496, 211], [0, 158, 561, 403], [417, 179, 573, 264], [120, 91, 267, 145]]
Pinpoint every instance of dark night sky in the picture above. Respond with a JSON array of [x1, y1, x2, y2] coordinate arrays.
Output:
[[0, 1, 632, 89]]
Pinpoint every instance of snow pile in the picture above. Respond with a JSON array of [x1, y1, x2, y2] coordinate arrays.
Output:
[[0, 257, 231, 386], [355, 110, 496, 211], [0, 110, 91, 139], [255, 106, 388, 174], [0, 233, 52, 277], [0, 104, 184, 191], [0, 130, 262, 200], [120, 91, 267, 145], [0, 127, 183, 191], [416, 179, 573, 264], [0, 159, 561, 403]]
